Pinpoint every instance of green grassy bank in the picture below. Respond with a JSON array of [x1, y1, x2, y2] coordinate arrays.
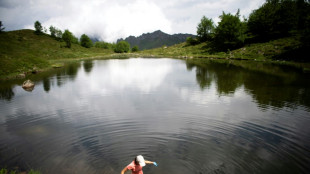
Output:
[[0, 168, 40, 174], [0, 29, 113, 79], [139, 36, 310, 71], [140, 36, 298, 60]]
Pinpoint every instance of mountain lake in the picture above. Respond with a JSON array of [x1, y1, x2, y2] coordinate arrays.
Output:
[[0, 58, 309, 174]]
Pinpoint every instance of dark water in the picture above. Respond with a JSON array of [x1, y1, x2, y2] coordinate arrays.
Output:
[[0, 58, 310, 174]]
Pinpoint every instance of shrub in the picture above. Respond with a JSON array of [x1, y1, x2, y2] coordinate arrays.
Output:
[[62, 29, 74, 48], [186, 37, 199, 46], [131, 45, 139, 52], [80, 34, 93, 48], [0, 21, 5, 32], [114, 41, 130, 53], [34, 21, 43, 34], [49, 25, 63, 40]]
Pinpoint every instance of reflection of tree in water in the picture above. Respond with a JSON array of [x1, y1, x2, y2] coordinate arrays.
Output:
[[187, 61, 244, 94], [243, 73, 310, 110], [187, 60, 310, 110], [0, 62, 82, 99], [56, 72, 63, 87], [212, 63, 244, 95], [83, 60, 94, 74], [187, 62, 213, 89], [43, 77, 50, 92], [66, 63, 80, 80], [195, 67, 213, 89], [299, 88, 310, 109], [186, 61, 195, 71], [56, 63, 81, 87], [0, 85, 14, 101]]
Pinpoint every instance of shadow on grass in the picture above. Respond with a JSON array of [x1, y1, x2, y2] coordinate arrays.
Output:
[[273, 46, 310, 62]]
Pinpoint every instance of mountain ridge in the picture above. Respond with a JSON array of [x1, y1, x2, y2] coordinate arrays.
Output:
[[117, 30, 195, 50]]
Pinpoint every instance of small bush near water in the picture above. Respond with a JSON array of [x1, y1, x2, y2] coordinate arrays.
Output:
[[114, 41, 130, 53]]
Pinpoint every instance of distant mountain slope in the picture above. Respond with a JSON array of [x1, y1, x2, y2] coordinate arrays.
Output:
[[117, 30, 195, 50]]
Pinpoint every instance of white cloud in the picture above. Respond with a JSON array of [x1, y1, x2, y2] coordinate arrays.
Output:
[[19, 0, 171, 42], [152, 0, 265, 33], [0, 0, 265, 42], [38, 0, 172, 42]]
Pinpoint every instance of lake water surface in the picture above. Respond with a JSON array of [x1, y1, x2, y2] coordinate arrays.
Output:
[[0, 58, 310, 174]]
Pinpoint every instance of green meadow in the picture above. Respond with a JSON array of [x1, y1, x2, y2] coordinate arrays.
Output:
[[0, 29, 113, 79]]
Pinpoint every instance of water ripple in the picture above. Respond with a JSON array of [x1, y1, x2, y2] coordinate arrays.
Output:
[[0, 58, 309, 173]]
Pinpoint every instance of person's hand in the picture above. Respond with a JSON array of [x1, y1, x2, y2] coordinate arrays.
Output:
[[153, 162, 158, 166]]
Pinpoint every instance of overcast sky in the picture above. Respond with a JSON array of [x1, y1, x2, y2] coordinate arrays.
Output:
[[0, 0, 265, 42]]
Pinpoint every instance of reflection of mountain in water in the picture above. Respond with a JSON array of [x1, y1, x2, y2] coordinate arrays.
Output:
[[186, 60, 310, 110]]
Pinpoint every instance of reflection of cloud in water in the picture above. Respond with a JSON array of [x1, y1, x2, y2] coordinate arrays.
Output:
[[85, 59, 173, 95]]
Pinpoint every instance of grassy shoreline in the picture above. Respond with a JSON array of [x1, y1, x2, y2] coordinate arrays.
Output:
[[1, 51, 309, 81], [0, 168, 41, 174]]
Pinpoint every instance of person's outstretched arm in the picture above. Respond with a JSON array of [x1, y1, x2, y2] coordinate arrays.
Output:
[[145, 160, 156, 165], [121, 166, 128, 174]]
